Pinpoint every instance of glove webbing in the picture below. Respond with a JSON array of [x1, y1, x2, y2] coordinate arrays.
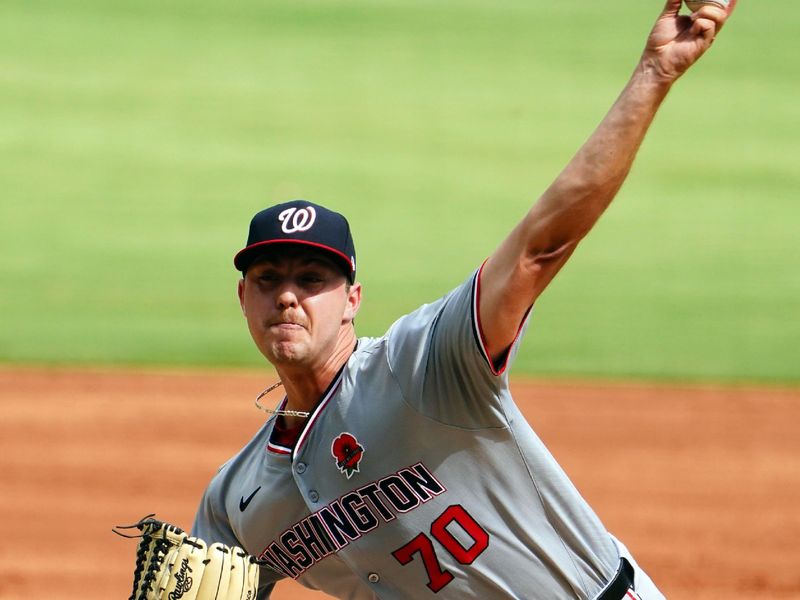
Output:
[[139, 534, 171, 600], [129, 527, 151, 600], [115, 516, 190, 600]]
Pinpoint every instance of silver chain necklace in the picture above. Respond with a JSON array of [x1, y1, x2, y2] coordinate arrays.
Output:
[[254, 381, 311, 418]]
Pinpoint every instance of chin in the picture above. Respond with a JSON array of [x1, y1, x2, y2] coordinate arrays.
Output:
[[267, 342, 309, 365]]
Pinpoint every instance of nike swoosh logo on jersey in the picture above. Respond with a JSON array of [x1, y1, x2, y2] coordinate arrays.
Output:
[[239, 486, 262, 512]]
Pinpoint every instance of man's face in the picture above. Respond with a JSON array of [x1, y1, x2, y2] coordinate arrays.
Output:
[[238, 247, 361, 369]]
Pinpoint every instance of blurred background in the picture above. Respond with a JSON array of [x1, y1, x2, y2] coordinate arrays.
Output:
[[1, 0, 797, 383]]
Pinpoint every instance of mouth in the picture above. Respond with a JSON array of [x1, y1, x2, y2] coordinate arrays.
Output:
[[268, 320, 306, 332]]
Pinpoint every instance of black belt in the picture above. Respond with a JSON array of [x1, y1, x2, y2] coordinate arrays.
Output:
[[596, 557, 635, 600]]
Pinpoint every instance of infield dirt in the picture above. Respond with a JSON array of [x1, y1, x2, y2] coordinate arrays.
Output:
[[1, 368, 798, 599]]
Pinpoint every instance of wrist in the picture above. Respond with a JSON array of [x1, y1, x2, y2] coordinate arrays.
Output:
[[630, 57, 676, 97]]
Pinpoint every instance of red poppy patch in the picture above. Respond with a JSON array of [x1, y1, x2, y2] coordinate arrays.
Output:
[[331, 432, 364, 479]]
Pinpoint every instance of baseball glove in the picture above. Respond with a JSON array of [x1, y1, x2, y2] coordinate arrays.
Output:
[[114, 515, 260, 600]]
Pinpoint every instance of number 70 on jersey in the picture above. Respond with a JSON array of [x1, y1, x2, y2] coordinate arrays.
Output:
[[391, 505, 489, 592]]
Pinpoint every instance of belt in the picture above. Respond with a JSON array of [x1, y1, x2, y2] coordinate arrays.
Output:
[[596, 557, 635, 600]]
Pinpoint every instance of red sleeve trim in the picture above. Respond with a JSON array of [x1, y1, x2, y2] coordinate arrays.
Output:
[[472, 260, 531, 377]]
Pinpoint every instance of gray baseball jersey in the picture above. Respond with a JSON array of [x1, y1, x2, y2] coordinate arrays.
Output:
[[192, 269, 622, 599]]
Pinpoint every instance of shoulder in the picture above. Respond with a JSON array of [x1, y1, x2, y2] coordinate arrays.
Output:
[[383, 271, 479, 344]]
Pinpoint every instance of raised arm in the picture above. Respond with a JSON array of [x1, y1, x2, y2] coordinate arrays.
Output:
[[478, 0, 737, 362]]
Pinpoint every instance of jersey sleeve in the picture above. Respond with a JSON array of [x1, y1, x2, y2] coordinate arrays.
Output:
[[385, 264, 532, 428], [192, 470, 278, 599]]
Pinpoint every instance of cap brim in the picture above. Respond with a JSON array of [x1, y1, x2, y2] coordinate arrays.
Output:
[[234, 239, 355, 281]]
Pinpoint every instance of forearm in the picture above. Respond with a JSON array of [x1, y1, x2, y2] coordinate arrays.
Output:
[[522, 0, 735, 259], [524, 62, 674, 257], [478, 1, 733, 358]]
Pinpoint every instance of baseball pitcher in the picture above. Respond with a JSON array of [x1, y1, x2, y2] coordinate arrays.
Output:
[[122, 1, 736, 598]]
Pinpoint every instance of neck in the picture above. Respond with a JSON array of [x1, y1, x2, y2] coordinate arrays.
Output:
[[274, 326, 357, 428]]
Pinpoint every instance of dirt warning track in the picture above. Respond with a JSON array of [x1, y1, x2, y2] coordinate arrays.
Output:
[[1, 368, 798, 599]]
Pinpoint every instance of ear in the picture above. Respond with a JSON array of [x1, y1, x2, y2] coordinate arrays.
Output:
[[237, 278, 246, 317], [343, 282, 362, 324]]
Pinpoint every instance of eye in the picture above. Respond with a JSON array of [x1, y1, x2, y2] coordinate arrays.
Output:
[[257, 272, 280, 283], [300, 273, 325, 284]]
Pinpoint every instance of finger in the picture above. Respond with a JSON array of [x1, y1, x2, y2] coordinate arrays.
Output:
[[691, 3, 730, 39], [691, 1, 734, 31], [662, 0, 683, 17], [690, 15, 717, 43], [716, 0, 737, 32]]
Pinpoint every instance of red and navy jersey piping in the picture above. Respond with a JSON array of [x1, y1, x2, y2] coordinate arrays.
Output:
[[265, 368, 346, 459]]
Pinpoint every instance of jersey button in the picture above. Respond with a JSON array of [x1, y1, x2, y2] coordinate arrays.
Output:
[[295, 462, 307, 474], [367, 573, 380, 583], [308, 490, 320, 503]]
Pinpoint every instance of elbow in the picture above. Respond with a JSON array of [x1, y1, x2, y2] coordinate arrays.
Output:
[[520, 239, 578, 277], [526, 239, 577, 269], [522, 180, 611, 267]]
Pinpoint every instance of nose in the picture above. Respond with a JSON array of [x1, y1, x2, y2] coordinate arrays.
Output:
[[275, 282, 300, 310]]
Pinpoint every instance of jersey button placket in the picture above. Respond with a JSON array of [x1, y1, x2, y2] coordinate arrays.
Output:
[[293, 449, 318, 504]]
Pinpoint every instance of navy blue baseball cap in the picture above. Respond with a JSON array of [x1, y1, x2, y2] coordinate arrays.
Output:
[[234, 200, 356, 283]]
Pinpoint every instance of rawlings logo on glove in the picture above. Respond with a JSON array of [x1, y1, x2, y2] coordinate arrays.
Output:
[[170, 557, 194, 599], [114, 515, 260, 600]]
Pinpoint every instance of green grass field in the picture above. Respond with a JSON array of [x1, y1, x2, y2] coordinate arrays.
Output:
[[1, 0, 797, 382]]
